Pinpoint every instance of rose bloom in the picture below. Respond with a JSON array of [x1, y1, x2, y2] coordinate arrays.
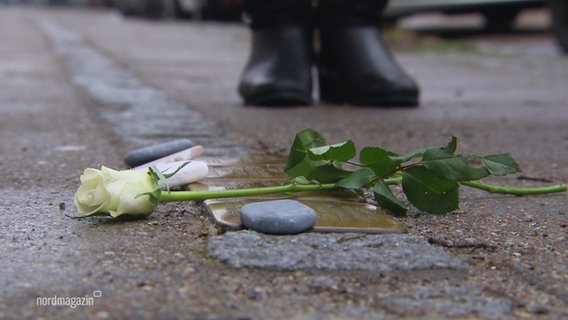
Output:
[[74, 166, 159, 218]]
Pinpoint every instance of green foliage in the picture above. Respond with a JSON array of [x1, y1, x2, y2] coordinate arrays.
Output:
[[423, 157, 490, 181], [337, 168, 376, 189], [284, 128, 523, 215], [372, 181, 407, 215], [402, 166, 459, 214], [309, 140, 356, 161], [482, 154, 521, 175], [284, 128, 328, 180], [359, 147, 399, 177], [285, 128, 326, 173], [284, 129, 352, 183], [137, 189, 162, 205]]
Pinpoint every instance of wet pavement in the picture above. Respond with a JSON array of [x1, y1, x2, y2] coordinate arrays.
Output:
[[1, 5, 567, 319]]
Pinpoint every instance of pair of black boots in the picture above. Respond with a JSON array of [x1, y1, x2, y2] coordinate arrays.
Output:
[[238, 0, 419, 107]]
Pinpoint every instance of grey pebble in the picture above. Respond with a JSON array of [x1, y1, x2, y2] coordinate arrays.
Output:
[[240, 200, 317, 235], [124, 139, 193, 167]]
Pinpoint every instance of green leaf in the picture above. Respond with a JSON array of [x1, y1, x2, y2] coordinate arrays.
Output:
[[422, 136, 458, 161], [285, 128, 327, 172], [309, 140, 356, 162], [360, 147, 399, 177], [161, 161, 191, 179], [482, 154, 521, 176], [137, 189, 162, 205], [337, 168, 376, 189], [286, 176, 315, 185], [402, 166, 459, 214], [424, 156, 490, 181], [372, 181, 408, 215], [148, 161, 193, 192], [307, 163, 351, 184], [148, 165, 170, 192], [390, 147, 427, 163], [284, 156, 323, 180], [284, 129, 354, 183]]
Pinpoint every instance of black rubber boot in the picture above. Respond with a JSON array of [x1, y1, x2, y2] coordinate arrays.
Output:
[[317, 0, 419, 107], [238, 0, 314, 106]]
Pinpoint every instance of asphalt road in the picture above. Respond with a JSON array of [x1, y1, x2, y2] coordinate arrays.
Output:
[[1, 5, 567, 319]]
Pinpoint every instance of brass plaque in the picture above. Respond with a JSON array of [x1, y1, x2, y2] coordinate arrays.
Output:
[[193, 154, 406, 234]]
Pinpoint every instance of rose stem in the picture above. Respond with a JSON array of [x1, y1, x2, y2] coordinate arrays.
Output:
[[384, 176, 566, 195], [159, 177, 566, 203], [461, 181, 567, 195], [158, 183, 338, 202]]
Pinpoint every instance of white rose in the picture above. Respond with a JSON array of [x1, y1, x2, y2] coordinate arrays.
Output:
[[74, 166, 159, 218]]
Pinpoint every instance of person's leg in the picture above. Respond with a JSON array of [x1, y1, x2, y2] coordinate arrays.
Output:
[[238, 0, 314, 106], [317, 0, 419, 106]]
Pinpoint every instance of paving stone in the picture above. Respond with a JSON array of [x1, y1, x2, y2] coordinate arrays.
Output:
[[124, 138, 193, 167], [207, 231, 465, 271], [240, 200, 317, 235], [39, 19, 248, 155]]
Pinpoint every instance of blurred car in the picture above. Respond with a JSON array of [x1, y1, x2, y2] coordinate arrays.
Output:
[[115, 0, 241, 20], [114, 0, 566, 53], [115, 0, 196, 19], [385, 0, 544, 31], [386, 0, 567, 53]]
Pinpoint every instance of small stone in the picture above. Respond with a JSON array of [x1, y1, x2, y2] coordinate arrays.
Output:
[[124, 139, 193, 167], [240, 200, 317, 235]]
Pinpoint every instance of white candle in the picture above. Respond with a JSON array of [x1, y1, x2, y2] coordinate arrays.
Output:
[[144, 160, 209, 189]]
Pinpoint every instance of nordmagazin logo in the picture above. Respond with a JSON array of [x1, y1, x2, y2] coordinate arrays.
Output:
[[36, 291, 101, 308]]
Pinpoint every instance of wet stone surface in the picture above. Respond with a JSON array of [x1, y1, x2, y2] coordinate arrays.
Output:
[[6, 8, 563, 319], [207, 231, 465, 271], [240, 200, 317, 235], [38, 19, 249, 157]]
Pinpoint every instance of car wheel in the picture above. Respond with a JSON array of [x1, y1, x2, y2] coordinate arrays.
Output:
[[549, 0, 568, 53], [482, 9, 520, 32]]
